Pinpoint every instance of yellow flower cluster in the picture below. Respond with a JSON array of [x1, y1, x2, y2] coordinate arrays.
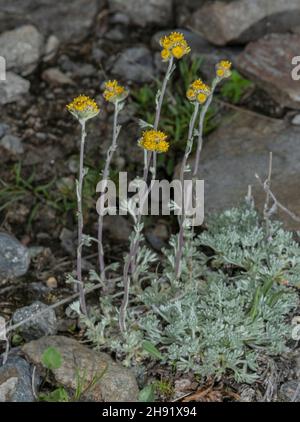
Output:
[[103, 80, 128, 103], [139, 130, 169, 153], [186, 79, 211, 104], [67, 95, 99, 121], [160, 32, 191, 61], [216, 60, 232, 79]]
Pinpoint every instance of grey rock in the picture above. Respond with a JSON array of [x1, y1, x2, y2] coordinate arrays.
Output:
[[22, 336, 139, 402], [111, 46, 155, 84], [42, 68, 74, 86], [0, 233, 30, 279], [0, 135, 24, 154], [176, 0, 205, 11], [73, 63, 97, 78], [43, 35, 60, 62], [0, 25, 43, 76], [92, 46, 107, 62], [295, 350, 300, 380], [60, 227, 76, 255], [28, 246, 46, 260], [103, 215, 131, 243], [104, 27, 127, 42], [185, 111, 300, 231], [0, 123, 9, 139], [0, 72, 30, 105], [292, 114, 300, 126], [146, 233, 165, 251], [0, 0, 102, 44], [238, 385, 256, 402], [108, 0, 173, 27], [12, 301, 58, 341], [110, 12, 131, 26], [0, 355, 34, 402], [146, 223, 169, 251], [237, 33, 300, 110], [280, 380, 300, 402], [190, 0, 300, 46]]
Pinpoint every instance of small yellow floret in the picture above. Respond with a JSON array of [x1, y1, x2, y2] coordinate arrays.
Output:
[[103, 80, 128, 103], [139, 130, 169, 153], [197, 93, 208, 104], [172, 46, 185, 59], [161, 48, 171, 61], [216, 60, 232, 79], [186, 79, 211, 104], [159, 32, 191, 61], [66, 95, 99, 121]]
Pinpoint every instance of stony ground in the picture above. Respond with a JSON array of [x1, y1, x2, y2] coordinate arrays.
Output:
[[1, 0, 300, 402]]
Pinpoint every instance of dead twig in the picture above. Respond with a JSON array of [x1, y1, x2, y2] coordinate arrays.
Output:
[[255, 154, 300, 226]]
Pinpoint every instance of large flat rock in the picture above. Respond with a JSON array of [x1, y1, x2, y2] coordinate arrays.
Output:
[[22, 336, 139, 402], [190, 111, 300, 230], [0, 0, 102, 43], [108, 0, 173, 27], [190, 0, 300, 46], [0, 25, 43, 76], [237, 33, 300, 110]]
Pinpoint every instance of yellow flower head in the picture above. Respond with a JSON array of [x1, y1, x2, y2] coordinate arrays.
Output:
[[186, 79, 211, 104], [138, 130, 169, 153], [103, 80, 128, 103], [216, 60, 232, 79], [66, 95, 99, 122], [159, 32, 191, 61]]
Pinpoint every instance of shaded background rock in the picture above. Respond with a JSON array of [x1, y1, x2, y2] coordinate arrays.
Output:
[[0, 25, 43, 76], [186, 111, 300, 231], [110, 46, 156, 84], [0, 72, 30, 105], [22, 336, 139, 402], [189, 0, 300, 46], [0, 134, 24, 155], [280, 380, 300, 402], [237, 33, 300, 110], [0, 0, 103, 43], [0, 233, 30, 279], [108, 0, 173, 27], [12, 301, 58, 341], [0, 355, 34, 402]]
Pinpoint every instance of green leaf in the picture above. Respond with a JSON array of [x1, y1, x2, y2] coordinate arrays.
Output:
[[138, 384, 155, 402], [41, 347, 62, 370], [39, 387, 69, 402], [142, 341, 163, 360], [220, 70, 253, 104]]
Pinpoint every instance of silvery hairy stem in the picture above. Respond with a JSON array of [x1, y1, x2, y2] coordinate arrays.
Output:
[[151, 56, 174, 181], [120, 57, 175, 333], [98, 103, 121, 279], [77, 120, 87, 315], [192, 78, 218, 178], [119, 153, 152, 333], [130, 57, 175, 276], [174, 102, 200, 279]]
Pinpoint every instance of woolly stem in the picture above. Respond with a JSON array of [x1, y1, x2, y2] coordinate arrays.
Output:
[[174, 102, 199, 279], [119, 153, 152, 334], [192, 78, 218, 178], [77, 120, 87, 315], [98, 103, 121, 279], [120, 58, 175, 333]]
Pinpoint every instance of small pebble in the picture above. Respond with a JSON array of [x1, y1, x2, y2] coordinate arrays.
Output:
[[46, 276, 58, 289]]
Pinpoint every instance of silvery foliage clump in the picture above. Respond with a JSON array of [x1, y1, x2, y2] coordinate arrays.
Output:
[[198, 207, 300, 288], [80, 206, 299, 383]]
